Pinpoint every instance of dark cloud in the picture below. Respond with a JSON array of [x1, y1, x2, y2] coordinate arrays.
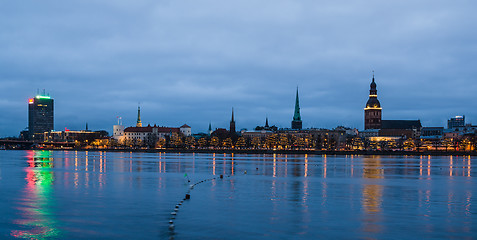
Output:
[[1, 0, 476, 136]]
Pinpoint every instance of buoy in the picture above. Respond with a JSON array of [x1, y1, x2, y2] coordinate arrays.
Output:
[[185, 194, 190, 199], [169, 220, 173, 224], [174, 208, 179, 212], [169, 224, 175, 229], [171, 212, 176, 215], [244, 170, 247, 174], [220, 174, 223, 179]]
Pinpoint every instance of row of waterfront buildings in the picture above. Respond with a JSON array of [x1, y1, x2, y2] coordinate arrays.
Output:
[[18, 76, 476, 150]]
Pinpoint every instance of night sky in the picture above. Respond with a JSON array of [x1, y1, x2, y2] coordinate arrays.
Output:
[[1, 0, 476, 137]]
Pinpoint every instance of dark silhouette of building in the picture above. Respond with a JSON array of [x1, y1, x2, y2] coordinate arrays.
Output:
[[365, 73, 382, 129], [230, 108, 236, 134], [254, 117, 278, 131], [28, 93, 54, 141], [291, 88, 302, 130], [379, 120, 422, 138]]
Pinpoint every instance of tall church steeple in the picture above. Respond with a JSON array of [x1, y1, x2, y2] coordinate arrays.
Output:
[[230, 108, 236, 133], [136, 105, 142, 127], [291, 87, 302, 130], [364, 72, 382, 129]]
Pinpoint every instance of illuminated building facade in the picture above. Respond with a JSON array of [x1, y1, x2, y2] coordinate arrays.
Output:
[[28, 94, 54, 140], [291, 88, 302, 130], [180, 124, 192, 136], [364, 74, 382, 130]]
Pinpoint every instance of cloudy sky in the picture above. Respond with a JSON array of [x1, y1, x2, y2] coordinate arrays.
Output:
[[1, 0, 476, 136]]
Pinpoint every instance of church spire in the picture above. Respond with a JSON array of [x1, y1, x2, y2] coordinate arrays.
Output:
[[265, 116, 269, 128], [136, 105, 142, 127], [208, 122, 212, 135], [291, 87, 303, 130], [230, 108, 236, 133], [293, 87, 301, 121]]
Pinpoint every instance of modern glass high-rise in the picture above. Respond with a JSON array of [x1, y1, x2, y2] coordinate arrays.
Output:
[[28, 94, 54, 140], [447, 116, 465, 129]]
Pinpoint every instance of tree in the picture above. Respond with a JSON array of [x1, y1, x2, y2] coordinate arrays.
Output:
[[351, 137, 363, 150], [222, 138, 233, 148], [265, 134, 278, 149], [304, 134, 313, 149], [170, 133, 183, 148], [236, 137, 246, 149], [278, 134, 289, 149], [198, 137, 208, 148], [251, 137, 261, 149], [145, 133, 158, 149], [184, 136, 196, 149], [210, 137, 220, 148], [460, 138, 471, 152], [442, 138, 453, 151], [132, 138, 142, 148], [156, 138, 166, 148], [293, 136, 305, 149], [404, 138, 415, 151], [108, 138, 120, 148]]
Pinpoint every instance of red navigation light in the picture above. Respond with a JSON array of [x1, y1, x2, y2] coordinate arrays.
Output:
[[28, 98, 34, 104]]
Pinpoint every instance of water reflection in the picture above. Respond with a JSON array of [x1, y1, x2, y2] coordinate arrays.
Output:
[[11, 150, 60, 239], [362, 156, 384, 235]]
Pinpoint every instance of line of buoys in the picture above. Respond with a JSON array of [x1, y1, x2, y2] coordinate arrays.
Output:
[[168, 174, 232, 236]]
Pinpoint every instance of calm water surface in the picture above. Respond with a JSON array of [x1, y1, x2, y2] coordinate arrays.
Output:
[[0, 150, 475, 239]]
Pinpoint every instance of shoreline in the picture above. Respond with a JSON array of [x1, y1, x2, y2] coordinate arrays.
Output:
[[10, 148, 477, 156]]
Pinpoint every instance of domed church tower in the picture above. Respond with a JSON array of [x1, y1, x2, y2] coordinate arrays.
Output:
[[364, 73, 382, 129]]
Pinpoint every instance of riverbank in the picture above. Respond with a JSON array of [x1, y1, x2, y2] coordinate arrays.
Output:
[[22, 148, 477, 156]]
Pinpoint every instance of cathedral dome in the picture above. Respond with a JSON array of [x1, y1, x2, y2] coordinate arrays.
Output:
[[366, 97, 381, 109]]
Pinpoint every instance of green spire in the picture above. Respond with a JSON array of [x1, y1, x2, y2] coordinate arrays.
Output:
[[293, 87, 301, 121]]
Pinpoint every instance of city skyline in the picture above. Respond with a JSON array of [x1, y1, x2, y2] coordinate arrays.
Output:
[[1, 1, 476, 136]]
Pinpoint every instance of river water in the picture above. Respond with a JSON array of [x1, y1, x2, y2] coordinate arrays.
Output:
[[0, 150, 474, 239]]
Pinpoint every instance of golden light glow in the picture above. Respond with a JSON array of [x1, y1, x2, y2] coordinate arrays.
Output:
[[304, 154, 308, 177], [273, 153, 276, 178], [364, 107, 382, 110], [212, 153, 216, 175], [323, 154, 327, 178]]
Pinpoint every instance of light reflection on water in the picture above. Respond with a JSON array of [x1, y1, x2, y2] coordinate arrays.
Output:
[[11, 151, 60, 239], [0, 151, 474, 239]]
